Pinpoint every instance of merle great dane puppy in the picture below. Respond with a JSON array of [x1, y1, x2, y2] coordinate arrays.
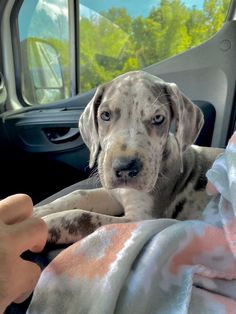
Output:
[[34, 71, 223, 244]]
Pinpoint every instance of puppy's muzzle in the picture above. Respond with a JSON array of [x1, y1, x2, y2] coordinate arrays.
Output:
[[112, 157, 143, 180]]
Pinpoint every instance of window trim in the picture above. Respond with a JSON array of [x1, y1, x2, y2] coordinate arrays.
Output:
[[1, 0, 22, 110], [11, 0, 77, 106], [227, 0, 236, 20], [69, 0, 78, 96], [7, 0, 236, 107], [11, 0, 28, 106], [75, 0, 80, 94]]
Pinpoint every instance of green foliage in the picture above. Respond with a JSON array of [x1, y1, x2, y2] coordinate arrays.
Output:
[[79, 0, 230, 92], [25, 0, 231, 102]]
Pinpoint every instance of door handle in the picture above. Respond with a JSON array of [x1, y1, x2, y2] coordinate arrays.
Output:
[[43, 127, 80, 144]]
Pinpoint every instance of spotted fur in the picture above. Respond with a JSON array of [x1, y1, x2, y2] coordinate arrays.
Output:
[[34, 71, 224, 244]]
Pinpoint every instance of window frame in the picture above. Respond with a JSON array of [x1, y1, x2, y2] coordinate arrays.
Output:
[[9, 0, 235, 107], [11, 0, 78, 107], [9, 0, 25, 106], [227, 0, 236, 19]]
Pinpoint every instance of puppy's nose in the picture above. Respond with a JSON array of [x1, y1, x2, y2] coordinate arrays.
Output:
[[113, 157, 143, 179]]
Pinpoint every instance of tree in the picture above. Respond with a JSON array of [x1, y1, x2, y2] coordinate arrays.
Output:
[[26, 0, 231, 95]]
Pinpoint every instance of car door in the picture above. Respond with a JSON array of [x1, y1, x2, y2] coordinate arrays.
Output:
[[0, 0, 235, 204], [0, 0, 94, 203]]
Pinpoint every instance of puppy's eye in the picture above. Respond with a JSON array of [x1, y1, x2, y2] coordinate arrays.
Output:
[[152, 115, 165, 125], [100, 111, 111, 121]]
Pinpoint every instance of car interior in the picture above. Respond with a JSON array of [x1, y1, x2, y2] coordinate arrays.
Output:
[[0, 0, 235, 205], [0, 0, 236, 312]]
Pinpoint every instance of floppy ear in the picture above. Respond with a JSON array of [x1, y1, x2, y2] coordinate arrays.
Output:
[[166, 82, 204, 171], [79, 85, 105, 168]]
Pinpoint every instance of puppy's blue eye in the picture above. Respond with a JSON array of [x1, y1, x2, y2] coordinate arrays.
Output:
[[101, 111, 111, 121], [152, 115, 165, 125]]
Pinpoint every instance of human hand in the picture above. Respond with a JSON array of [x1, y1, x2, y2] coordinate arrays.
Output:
[[0, 194, 48, 313]]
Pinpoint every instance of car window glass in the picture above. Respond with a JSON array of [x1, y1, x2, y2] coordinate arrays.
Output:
[[18, 0, 71, 104], [79, 0, 231, 92], [17, 0, 231, 105]]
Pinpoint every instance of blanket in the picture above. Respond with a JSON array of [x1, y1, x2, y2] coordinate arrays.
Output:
[[27, 133, 236, 314]]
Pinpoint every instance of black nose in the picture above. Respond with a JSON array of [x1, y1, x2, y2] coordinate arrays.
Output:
[[113, 157, 143, 179]]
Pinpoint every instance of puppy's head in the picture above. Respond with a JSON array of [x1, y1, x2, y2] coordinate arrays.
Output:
[[79, 71, 203, 192]]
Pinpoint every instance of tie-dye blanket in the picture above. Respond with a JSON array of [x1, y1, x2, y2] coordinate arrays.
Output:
[[27, 133, 236, 314]]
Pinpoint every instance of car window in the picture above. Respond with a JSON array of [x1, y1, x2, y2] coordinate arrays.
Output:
[[18, 0, 71, 105], [17, 0, 231, 105]]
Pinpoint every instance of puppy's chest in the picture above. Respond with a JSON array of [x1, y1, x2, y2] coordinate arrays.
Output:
[[112, 189, 155, 220], [164, 183, 210, 220], [112, 182, 210, 221]]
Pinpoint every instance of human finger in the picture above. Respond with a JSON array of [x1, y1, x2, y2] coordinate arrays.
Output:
[[0, 194, 33, 224], [10, 217, 48, 254], [12, 259, 41, 304]]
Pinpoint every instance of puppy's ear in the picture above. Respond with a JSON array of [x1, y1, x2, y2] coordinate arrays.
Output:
[[79, 85, 105, 168], [166, 82, 204, 171]]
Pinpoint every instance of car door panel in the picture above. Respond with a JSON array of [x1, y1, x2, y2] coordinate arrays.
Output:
[[0, 100, 92, 203], [4, 109, 83, 152]]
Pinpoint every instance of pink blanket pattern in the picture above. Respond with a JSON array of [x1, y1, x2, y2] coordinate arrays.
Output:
[[27, 133, 236, 314]]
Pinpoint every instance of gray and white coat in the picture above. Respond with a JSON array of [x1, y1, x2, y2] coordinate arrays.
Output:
[[34, 71, 224, 244]]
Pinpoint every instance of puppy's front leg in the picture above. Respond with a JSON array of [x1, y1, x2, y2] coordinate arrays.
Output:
[[43, 210, 129, 244], [34, 187, 123, 218]]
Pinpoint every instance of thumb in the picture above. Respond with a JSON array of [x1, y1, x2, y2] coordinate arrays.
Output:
[[13, 259, 42, 304]]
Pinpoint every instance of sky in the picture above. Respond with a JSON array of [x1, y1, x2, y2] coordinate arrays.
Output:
[[80, 0, 205, 18]]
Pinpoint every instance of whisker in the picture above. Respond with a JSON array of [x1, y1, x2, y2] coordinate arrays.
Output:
[[150, 90, 171, 107], [89, 166, 98, 178], [159, 171, 169, 181], [88, 167, 101, 187], [151, 183, 160, 194]]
